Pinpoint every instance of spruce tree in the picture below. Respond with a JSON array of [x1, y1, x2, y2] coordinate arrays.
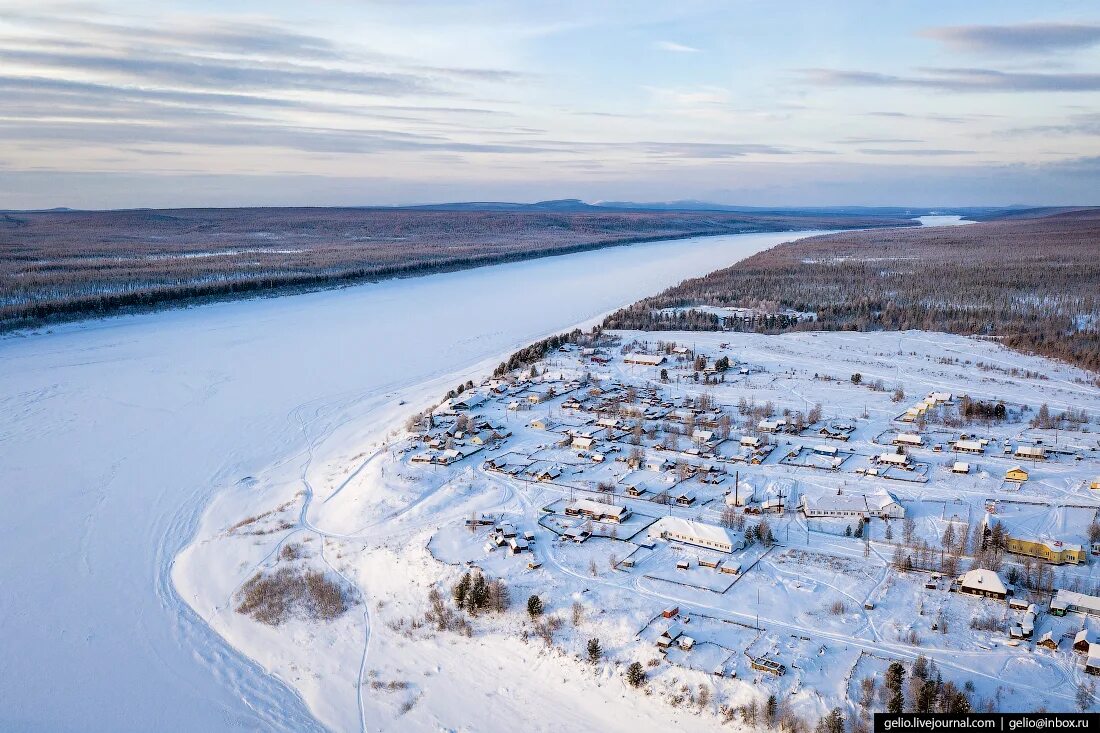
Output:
[[527, 594, 543, 619], [586, 637, 602, 664]]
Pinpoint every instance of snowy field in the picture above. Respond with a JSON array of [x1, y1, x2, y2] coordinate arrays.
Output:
[[188, 324, 1100, 730], [0, 230, 814, 732]]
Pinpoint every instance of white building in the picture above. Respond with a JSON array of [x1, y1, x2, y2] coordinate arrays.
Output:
[[954, 439, 984, 454], [893, 432, 924, 447], [1051, 589, 1100, 617], [801, 491, 903, 519], [565, 498, 631, 524], [647, 517, 745, 554], [624, 354, 665, 367], [1016, 445, 1047, 460], [877, 452, 911, 467]]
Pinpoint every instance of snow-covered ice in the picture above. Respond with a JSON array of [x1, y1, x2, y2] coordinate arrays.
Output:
[[0, 230, 809, 732]]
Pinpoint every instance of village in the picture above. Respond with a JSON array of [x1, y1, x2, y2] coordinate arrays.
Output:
[[391, 327, 1100, 716]]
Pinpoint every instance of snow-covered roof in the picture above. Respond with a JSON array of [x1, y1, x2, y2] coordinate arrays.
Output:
[[648, 517, 742, 549], [958, 568, 1007, 596], [1053, 589, 1100, 614], [568, 498, 628, 519], [803, 493, 869, 513], [624, 353, 665, 366]]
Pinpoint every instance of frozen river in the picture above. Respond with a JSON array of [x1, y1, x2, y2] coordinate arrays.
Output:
[[0, 229, 827, 732]]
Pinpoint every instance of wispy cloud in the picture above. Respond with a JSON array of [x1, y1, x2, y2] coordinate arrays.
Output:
[[653, 40, 701, 53], [803, 67, 1100, 92], [920, 22, 1100, 54], [858, 148, 976, 156]]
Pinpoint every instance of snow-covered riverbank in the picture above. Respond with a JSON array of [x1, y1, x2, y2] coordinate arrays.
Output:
[[0, 229, 823, 732]]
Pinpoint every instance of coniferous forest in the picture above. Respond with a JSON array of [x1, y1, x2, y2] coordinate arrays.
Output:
[[603, 209, 1100, 373], [0, 207, 909, 329]]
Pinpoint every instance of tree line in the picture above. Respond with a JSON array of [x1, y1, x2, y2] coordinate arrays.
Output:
[[603, 209, 1100, 374]]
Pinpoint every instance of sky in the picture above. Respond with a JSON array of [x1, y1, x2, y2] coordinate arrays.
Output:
[[2, 0, 1100, 209]]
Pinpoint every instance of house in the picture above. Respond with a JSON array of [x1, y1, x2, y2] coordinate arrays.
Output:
[[740, 435, 763, 449], [656, 623, 683, 649], [928, 392, 952, 403], [1015, 445, 1047, 461], [662, 606, 679, 619], [956, 568, 1008, 600], [952, 461, 971, 474], [1087, 645, 1100, 676], [1051, 590, 1100, 616], [954, 439, 985, 454], [759, 419, 787, 433], [1004, 535, 1085, 565], [1037, 631, 1058, 650], [1076, 630, 1094, 653], [647, 517, 745, 554], [469, 430, 495, 446], [1090, 478, 1100, 491], [673, 490, 697, 506], [692, 429, 715, 444], [532, 465, 562, 481], [646, 456, 673, 473], [1005, 466, 1029, 483], [564, 498, 631, 524], [506, 537, 529, 554], [893, 432, 924, 447], [449, 392, 487, 411], [562, 526, 591, 543], [529, 416, 558, 431], [877, 452, 911, 468], [1017, 606, 1036, 638], [571, 435, 596, 450], [624, 484, 647, 498], [813, 444, 839, 457], [624, 354, 665, 367]]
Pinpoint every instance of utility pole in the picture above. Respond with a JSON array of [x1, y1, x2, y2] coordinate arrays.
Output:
[[756, 588, 761, 631]]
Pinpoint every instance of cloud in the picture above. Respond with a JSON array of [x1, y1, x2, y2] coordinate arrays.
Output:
[[0, 119, 554, 156], [637, 141, 790, 158], [653, 40, 701, 53], [921, 23, 1100, 54], [857, 148, 976, 156], [0, 47, 442, 97], [1006, 113, 1100, 136], [803, 67, 1100, 92], [835, 137, 923, 144]]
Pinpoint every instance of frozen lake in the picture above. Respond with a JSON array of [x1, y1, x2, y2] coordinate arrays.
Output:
[[0, 229, 829, 732]]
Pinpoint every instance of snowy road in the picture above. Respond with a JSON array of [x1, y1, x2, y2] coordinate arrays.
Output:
[[0, 229, 818, 732]]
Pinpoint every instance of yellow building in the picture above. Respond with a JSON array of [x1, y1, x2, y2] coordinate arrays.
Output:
[[1005, 536, 1086, 565], [1091, 478, 1100, 490], [1005, 466, 1029, 483]]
